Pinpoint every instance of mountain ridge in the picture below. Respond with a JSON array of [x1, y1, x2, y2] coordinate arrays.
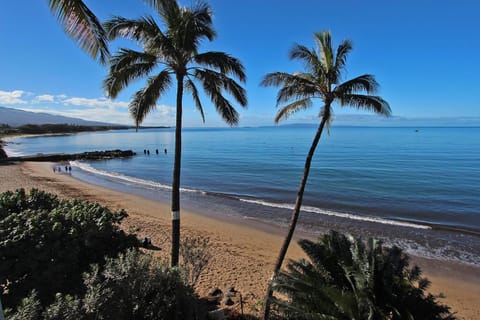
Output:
[[0, 106, 121, 127]]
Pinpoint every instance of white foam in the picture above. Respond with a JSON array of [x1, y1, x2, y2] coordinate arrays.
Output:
[[70, 161, 200, 194], [71, 161, 430, 230], [239, 198, 431, 230]]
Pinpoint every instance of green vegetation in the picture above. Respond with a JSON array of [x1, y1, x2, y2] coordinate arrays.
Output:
[[260, 31, 391, 318], [0, 123, 126, 135], [5, 249, 198, 320], [271, 231, 455, 320], [103, 0, 247, 266], [0, 189, 138, 310]]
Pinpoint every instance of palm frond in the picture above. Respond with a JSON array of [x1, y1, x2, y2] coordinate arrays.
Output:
[[315, 31, 334, 71], [144, 0, 180, 28], [194, 70, 240, 126], [129, 70, 172, 128], [49, 0, 109, 64], [289, 44, 325, 77], [104, 49, 158, 98], [262, 72, 317, 106], [104, 16, 160, 42], [333, 39, 352, 82], [194, 69, 247, 107], [275, 99, 313, 123], [155, 0, 215, 53], [184, 78, 205, 123], [194, 52, 246, 82], [334, 74, 379, 95], [339, 94, 391, 116], [260, 72, 295, 87]]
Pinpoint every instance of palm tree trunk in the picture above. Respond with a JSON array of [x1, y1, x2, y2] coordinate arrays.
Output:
[[171, 75, 184, 267], [263, 116, 328, 319]]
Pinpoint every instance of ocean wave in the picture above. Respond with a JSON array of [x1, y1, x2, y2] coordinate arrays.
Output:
[[70, 161, 203, 194], [239, 198, 431, 230], [72, 161, 430, 230]]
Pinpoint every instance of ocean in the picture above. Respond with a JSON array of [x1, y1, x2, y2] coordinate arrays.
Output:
[[5, 126, 480, 265]]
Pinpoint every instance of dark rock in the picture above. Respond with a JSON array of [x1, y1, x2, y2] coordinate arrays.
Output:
[[208, 287, 223, 297], [224, 297, 235, 306], [2, 149, 136, 162]]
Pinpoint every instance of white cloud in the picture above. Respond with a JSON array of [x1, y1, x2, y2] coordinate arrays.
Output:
[[63, 97, 129, 109], [18, 103, 175, 126], [3, 89, 176, 126], [0, 90, 28, 104], [35, 94, 55, 102]]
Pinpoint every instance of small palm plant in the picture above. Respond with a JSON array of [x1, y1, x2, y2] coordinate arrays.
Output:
[[261, 31, 391, 318], [272, 231, 456, 320], [103, 0, 247, 266]]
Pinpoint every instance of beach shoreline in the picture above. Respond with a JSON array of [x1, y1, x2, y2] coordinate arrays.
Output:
[[1, 161, 479, 318]]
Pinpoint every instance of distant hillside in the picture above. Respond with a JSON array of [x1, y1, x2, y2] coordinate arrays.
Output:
[[0, 106, 120, 127]]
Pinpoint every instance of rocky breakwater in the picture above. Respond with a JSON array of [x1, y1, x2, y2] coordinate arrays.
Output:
[[3, 149, 136, 162]]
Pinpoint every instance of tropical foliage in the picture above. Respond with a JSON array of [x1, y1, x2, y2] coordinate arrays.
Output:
[[0, 189, 138, 310], [260, 31, 390, 318], [48, 0, 109, 64], [103, 0, 247, 266], [271, 231, 456, 320], [5, 249, 199, 320]]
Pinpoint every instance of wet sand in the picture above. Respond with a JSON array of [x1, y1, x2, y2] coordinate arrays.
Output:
[[1, 161, 479, 318]]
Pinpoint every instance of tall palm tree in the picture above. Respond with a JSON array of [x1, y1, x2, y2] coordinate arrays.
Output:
[[48, 0, 109, 64], [260, 31, 391, 319], [272, 231, 455, 320], [103, 0, 247, 266]]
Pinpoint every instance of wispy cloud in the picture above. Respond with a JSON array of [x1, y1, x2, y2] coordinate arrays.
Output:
[[63, 97, 129, 109], [0, 90, 28, 104], [34, 94, 55, 102]]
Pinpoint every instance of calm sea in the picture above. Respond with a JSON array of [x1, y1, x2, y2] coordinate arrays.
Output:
[[5, 126, 480, 264]]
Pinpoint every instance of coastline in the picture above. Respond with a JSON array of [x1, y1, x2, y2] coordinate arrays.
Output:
[[1, 161, 479, 318]]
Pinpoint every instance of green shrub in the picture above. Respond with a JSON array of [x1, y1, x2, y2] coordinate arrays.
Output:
[[0, 189, 138, 310], [272, 230, 456, 320], [6, 250, 199, 320]]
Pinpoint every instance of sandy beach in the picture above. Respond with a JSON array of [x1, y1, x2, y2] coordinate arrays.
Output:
[[1, 161, 479, 318]]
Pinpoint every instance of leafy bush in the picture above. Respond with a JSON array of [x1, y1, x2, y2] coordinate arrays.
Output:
[[6, 249, 199, 320], [272, 230, 456, 320], [180, 236, 211, 286], [0, 189, 138, 310]]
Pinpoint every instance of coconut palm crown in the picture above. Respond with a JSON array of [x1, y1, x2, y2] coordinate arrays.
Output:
[[260, 31, 390, 319], [103, 0, 247, 266]]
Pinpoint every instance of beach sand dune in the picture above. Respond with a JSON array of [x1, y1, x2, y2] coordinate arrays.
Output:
[[1, 161, 479, 318]]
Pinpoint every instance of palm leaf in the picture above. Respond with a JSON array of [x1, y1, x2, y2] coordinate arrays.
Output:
[[104, 16, 160, 43], [129, 70, 172, 128], [184, 79, 205, 123], [195, 71, 239, 125], [334, 74, 379, 95], [289, 44, 325, 77], [339, 94, 391, 116], [333, 39, 352, 82], [274, 99, 313, 123], [104, 49, 158, 99], [49, 0, 109, 64], [194, 52, 246, 82], [315, 31, 334, 71]]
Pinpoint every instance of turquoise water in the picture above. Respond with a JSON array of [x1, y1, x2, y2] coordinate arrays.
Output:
[[5, 126, 480, 264]]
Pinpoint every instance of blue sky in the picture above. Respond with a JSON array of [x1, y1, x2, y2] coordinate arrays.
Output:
[[0, 0, 479, 127]]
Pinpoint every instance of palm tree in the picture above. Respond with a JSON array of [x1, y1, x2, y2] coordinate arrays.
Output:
[[48, 0, 109, 64], [260, 31, 391, 319], [272, 231, 456, 320], [103, 0, 247, 266]]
